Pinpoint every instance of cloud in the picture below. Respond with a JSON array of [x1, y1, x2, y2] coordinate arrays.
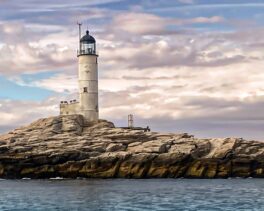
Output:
[[98, 34, 246, 72], [189, 16, 225, 24], [150, 3, 264, 13], [0, 9, 226, 75], [0, 3, 111, 75], [177, 0, 194, 4], [0, 21, 75, 75], [109, 12, 225, 35], [111, 12, 166, 35], [0, 97, 59, 132], [29, 74, 78, 93]]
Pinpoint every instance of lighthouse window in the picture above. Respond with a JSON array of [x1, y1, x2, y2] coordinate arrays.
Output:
[[83, 87, 88, 92], [81, 43, 95, 54]]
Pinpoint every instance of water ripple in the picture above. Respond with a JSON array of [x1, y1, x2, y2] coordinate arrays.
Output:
[[0, 179, 264, 210]]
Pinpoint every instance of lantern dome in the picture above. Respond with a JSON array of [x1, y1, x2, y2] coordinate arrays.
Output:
[[80, 30, 96, 44]]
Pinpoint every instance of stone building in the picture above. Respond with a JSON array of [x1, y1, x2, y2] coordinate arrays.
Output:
[[60, 30, 99, 122]]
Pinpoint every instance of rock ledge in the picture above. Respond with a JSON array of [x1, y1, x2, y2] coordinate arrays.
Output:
[[0, 115, 264, 179]]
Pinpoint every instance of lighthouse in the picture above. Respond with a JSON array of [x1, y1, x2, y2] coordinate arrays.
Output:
[[60, 28, 99, 122], [78, 30, 99, 121]]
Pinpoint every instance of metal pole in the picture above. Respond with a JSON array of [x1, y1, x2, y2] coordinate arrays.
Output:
[[77, 22, 82, 53], [128, 114, 134, 128]]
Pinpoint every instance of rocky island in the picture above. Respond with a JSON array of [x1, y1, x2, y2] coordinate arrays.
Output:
[[0, 114, 264, 179]]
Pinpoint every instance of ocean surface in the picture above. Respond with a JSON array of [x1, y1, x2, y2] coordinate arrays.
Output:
[[0, 179, 264, 210]]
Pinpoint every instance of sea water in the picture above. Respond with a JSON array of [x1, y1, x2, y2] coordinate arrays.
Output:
[[0, 179, 263, 210]]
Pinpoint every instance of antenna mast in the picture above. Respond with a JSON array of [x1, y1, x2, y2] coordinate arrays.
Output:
[[77, 22, 82, 52]]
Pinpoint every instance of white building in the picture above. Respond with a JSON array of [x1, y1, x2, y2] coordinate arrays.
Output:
[[60, 30, 99, 122]]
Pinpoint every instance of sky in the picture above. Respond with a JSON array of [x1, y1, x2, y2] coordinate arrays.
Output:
[[1, 0, 264, 140]]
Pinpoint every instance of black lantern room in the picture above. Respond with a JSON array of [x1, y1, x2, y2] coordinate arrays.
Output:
[[78, 30, 96, 56]]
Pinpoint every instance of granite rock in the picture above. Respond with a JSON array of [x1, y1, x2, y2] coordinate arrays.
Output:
[[0, 115, 263, 179]]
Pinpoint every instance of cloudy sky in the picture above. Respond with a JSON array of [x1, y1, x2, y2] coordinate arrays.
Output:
[[1, 0, 264, 140]]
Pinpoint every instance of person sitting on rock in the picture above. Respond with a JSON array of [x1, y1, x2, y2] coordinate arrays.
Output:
[[144, 126, 150, 132]]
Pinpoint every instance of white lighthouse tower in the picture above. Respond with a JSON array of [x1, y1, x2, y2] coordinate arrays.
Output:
[[60, 28, 99, 122], [78, 30, 99, 121]]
